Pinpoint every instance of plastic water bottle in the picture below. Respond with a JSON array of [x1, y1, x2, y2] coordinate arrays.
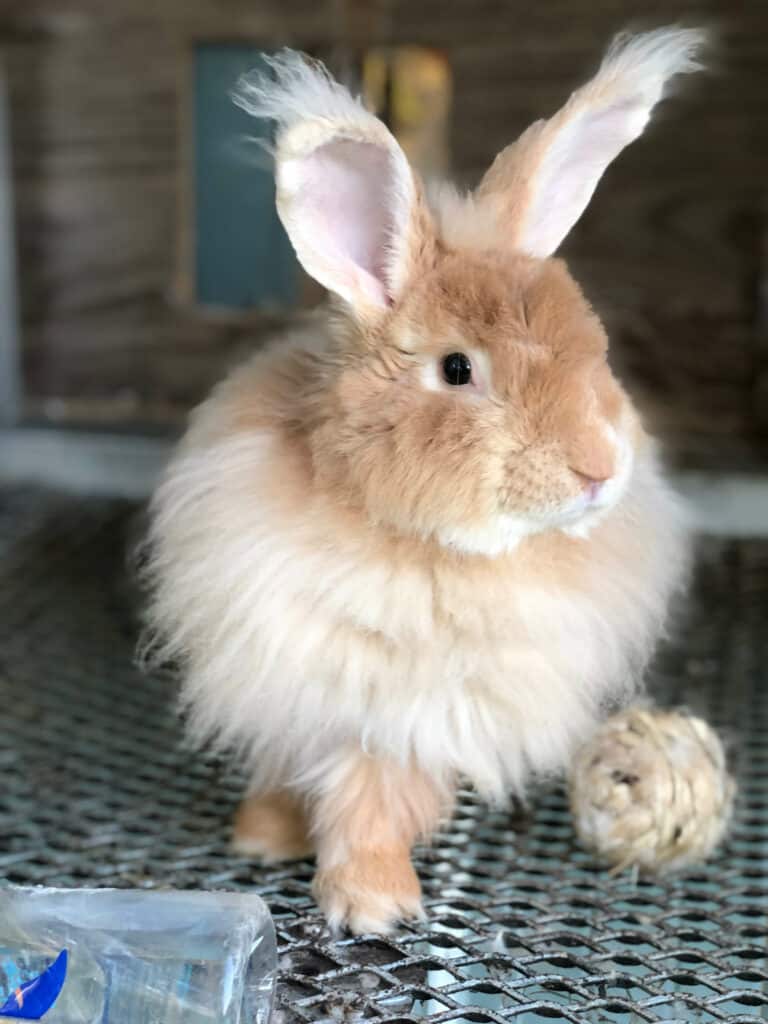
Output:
[[0, 887, 276, 1023]]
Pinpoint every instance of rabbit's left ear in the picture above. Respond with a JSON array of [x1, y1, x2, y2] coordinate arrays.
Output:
[[235, 51, 432, 318], [476, 27, 706, 259]]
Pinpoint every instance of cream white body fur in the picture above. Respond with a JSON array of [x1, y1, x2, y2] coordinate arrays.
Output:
[[145, 334, 689, 806], [144, 28, 703, 932]]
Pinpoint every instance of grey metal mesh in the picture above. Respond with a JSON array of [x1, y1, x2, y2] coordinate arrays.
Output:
[[0, 486, 766, 1022]]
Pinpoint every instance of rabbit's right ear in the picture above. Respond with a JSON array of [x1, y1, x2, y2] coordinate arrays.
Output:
[[475, 27, 706, 259], [235, 52, 432, 319]]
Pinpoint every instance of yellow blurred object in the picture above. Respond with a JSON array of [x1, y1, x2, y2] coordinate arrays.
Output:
[[362, 46, 451, 179]]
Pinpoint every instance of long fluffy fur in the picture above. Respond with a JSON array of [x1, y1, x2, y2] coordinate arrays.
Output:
[[143, 30, 696, 930], [143, 335, 689, 803]]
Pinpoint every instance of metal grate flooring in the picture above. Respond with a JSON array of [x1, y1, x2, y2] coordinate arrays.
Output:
[[0, 486, 766, 1023]]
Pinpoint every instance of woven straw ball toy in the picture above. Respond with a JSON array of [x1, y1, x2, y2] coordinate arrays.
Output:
[[570, 707, 736, 874]]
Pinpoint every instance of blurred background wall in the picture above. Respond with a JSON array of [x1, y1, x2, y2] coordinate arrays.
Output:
[[1, 0, 766, 469]]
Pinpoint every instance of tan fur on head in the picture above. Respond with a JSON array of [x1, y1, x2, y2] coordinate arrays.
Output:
[[144, 28, 702, 933], [310, 252, 632, 553]]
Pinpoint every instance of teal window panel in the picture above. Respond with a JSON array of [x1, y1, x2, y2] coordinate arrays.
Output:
[[192, 44, 299, 310]]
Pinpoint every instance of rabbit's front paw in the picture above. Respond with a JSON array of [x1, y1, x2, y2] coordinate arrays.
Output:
[[314, 848, 424, 935]]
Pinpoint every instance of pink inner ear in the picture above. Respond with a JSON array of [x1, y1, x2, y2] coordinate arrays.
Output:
[[520, 99, 650, 258], [290, 140, 396, 307]]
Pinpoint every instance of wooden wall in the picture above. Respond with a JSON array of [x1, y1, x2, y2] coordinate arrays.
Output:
[[3, 0, 767, 467]]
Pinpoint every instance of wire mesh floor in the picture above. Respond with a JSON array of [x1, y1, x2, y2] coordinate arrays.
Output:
[[0, 485, 766, 1023]]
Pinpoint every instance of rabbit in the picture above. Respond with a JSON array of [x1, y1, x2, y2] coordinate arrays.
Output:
[[144, 27, 704, 934]]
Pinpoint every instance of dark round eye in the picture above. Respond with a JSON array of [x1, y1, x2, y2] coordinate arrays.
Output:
[[442, 352, 472, 386]]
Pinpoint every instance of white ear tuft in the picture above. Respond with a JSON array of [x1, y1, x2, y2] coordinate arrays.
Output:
[[477, 27, 706, 258], [234, 50, 371, 144], [234, 50, 421, 315], [593, 27, 705, 106]]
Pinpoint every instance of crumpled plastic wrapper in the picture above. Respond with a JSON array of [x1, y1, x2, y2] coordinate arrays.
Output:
[[0, 887, 276, 1024]]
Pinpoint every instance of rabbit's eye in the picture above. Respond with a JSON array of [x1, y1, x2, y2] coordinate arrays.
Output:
[[442, 352, 472, 386]]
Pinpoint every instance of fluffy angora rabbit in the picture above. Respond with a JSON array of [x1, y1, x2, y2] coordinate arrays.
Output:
[[145, 28, 702, 932]]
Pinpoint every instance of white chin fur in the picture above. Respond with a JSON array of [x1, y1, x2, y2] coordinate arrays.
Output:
[[434, 503, 606, 557], [435, 514, 539, 556]]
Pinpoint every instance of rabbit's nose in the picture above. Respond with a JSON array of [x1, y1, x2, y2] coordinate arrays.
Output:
[[567, 442, 615, 487], [571, 468, 611, 503], [571, 468, 610, 487], [565, 422, 617, 487]]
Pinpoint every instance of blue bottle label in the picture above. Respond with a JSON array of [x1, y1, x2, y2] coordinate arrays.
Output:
[[0, 950, 68, 1019]]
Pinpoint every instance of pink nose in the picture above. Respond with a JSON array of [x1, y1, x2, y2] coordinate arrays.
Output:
[[572, 469, 609, 502]]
